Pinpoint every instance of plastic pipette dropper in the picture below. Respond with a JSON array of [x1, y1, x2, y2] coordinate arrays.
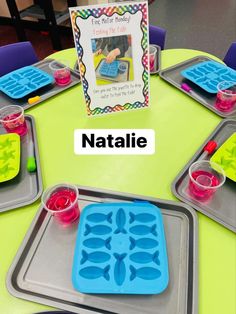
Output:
[[199, 140, 217, 161], [181, 83, 207, 104]]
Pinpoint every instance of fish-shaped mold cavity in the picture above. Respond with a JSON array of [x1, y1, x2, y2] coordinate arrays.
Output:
[[129, 237, 158, 250], [129, 212, 155, 223], [130, 266, 161, 281], [84, 224, 112, 236], [79, 265, 110, 280], [114, 253, 127, 286], [87, 212, 112, 223], [114, 208, 127, 234], [129, 224, 157, 236], [80, 250, 110, 264], [83, 237, 112, 250], [130, 251, 160, 265]]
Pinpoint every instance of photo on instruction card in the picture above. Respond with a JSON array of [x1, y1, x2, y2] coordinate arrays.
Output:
[[92, 35, 133, 85]]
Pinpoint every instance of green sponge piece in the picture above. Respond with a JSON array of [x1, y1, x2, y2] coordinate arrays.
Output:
[[27, 156, 37, 172]]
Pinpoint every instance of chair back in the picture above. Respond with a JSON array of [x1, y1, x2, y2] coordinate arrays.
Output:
[[223, 42, 236, 70], [0, 42, 38, 77], [149, 25, 166, 50]]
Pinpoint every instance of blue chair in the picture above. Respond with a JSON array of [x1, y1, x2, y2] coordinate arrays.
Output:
[[223, 42, 236, 70], [149, 25, 166, 50], [0, 41, 38, 77]]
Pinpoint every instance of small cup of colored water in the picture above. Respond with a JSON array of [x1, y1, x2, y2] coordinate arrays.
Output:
[[149, 45, 157, 72], [215, 81, 236, 112], [42, 183, 80, 226], [188, 160, 225, 202], [49, 60, 71, 86], [118, 63, 127, 74], [0, 105, 28, 137]]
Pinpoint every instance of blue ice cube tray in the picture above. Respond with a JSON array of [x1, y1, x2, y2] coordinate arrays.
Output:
[[72, 202, 169, 294], [99, 60, 119, 78], [0, 66, 54, 99], [181, 61, 236, 93]]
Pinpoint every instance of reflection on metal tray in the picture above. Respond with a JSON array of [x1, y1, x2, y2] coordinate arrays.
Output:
[[159, 56, 236, 118], [172, 119, 236, 233], [0, 59, 80, 111], [7, 187, 198, 314], [150, 45, 161, 75], [0, 115, 43, 213]]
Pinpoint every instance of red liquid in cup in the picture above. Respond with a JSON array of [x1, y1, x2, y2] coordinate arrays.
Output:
[[3, 113, 28, 136], [150, 56, 155, 71], [189, 170, 220, 201], [54, 69, 71, 86], [46, 188, 80, 225], [215, 90, 236, 112]]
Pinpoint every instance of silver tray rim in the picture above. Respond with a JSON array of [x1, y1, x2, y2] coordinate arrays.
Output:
[[0, 114, 43, 213], [171, 118, 236, 233], [159, 55, 236, 119], [6, 186, 198, 314]]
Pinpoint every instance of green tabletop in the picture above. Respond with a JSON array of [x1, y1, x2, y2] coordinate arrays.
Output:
[[0, 48, 235, 314]]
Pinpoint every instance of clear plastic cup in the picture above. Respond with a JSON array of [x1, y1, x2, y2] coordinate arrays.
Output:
[[149, 45, 157, 72], [215, 81, 236, 112], [49, 60, 71, 86], [0, 105, 28, 137], [118, 62, 127, 74], [42, 183, 80, 226], [188, 160, 225, 201]]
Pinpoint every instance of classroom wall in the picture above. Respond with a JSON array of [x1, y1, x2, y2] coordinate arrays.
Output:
[[0, 0, 103, 18]]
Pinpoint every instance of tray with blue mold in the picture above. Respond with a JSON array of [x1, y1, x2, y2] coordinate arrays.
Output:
[[0, 59, 80, 111], [159, 55, 236, 118], [0, 66, 54, 99], [72, 202, 169, 294], [95, 58, 130, 82], [7, 187, 198, 314], [181, 61, 236, 93]]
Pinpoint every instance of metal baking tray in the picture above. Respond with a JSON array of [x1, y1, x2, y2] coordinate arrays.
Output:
[[172, 119, 236, 233], [159, 56, 236, 118], [150, 44, 161, 75], [0, 115, 43, 213], [0, 59, 80, 111], [7, 187, 198, 314]]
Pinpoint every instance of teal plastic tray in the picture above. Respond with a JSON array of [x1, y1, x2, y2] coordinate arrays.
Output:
[[99, 60, 119, 78], [0, 66, 54, 99], [181, 61, 236, 93], [72, 201, 169, 294]]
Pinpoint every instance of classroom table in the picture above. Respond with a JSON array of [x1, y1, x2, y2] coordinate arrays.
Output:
[[0, 48, 235, 314]]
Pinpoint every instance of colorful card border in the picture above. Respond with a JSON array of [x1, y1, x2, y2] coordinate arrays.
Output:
[[70, 2, 149, 116]]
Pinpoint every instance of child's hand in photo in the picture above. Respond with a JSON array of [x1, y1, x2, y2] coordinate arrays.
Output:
[[95, 49, 102, 56], [106, 48, 121, 63]]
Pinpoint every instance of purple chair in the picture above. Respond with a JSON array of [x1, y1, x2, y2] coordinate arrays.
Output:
[[223, 42, 236, 70], [149, 25, 166, 50], [0, 41, 38, 77]]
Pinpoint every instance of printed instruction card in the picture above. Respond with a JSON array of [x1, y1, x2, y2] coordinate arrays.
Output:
[[70, 1, 149, 116]]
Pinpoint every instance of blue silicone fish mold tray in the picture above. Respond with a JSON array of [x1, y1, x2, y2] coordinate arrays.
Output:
[[72, 202, 169, 294], [181, 61, 236, 93], [99, 60, 119, 78], [0, 66, 54, 99]]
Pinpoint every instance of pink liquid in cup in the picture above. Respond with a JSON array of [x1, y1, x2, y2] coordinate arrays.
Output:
[[3, 112, 28, 136], [189, 170, 220, 201], [54, 69, 71, 86], [215, 89, 236, 112], [150, 56, 155, 71], [46, 188, 80, 225]]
